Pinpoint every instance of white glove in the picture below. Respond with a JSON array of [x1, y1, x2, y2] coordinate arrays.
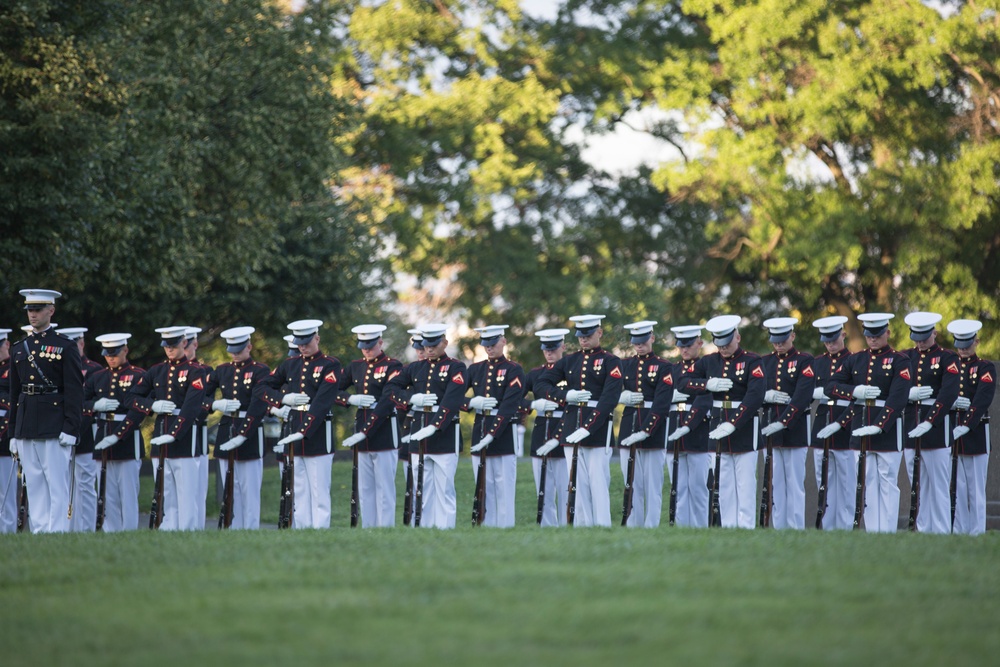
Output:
[[93, 398, 120, 412], [151, 400, 176, 414], [95, 434, 119, 451], [852, 385, 881, 400], [812, 387, 827, 401], [411, 425, 437, 442], [908, 421, 932, 439], [953, 425, 970, 440], [282, 393, 310, 407], [470, 434, 494, 453], [708, 422, 736, 440], [58, 432, 77, 447], [400, 434, 411, 444], [409, 393, 438, 409], [706, 377, 733, 392], [217, 435, 246, 452], [212, 399, 242, 414], [342, 432, 366, 448], [469, 396, 498, 412], [672, 391, 690, 403], [270, 405, 291, 420], [760, 422, 786, 437], [531, 398, 558, 413], [852, 425, 882, 437], [150, 434, 175, 446], [764, 390, 790, 405], [953, 397, 971, 411], [908, 386, 933, 402], [667, 426, 690, 442], [536, 439, 559, 456], [618, 390, 643, 406], [278, 432, 304, 447], [566, 390, 592, 404], [348, 394, 376, 408], [9, 438, 19, 456], [565, 427, 590, 444], [816, 423, 842, 439], [620, 431, 649, 447]]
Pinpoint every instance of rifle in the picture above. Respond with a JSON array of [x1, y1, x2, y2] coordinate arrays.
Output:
[[218, 451, 235, 530], [149, 442, 166, 530], [815, 403, 832, 529], [14, 454, 28, 532], [96, 449, 108, 532], [907, 410, 923, 532], [621, 407, 639, 526], [401, 411, 414, 526], [759, 408, 773, 528], [67, 445, 77, 521], [278, 447, 294, 529], [709, 437, 722, 527], [853, 401, 870, 531], [536, 411, 553, 525], [668, 432, 680, 526], [950, 408, 965, 530], [566, 401, 584, 526], [350, 439, 360, 528], [414, 408, 427, 528], [471, 407, 490, 526]]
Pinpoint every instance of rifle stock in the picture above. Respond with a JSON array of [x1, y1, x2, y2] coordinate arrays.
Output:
[[472, 408, 490, 526], [536, 411, 553, 525], [96, 449, 108, 532], [759, 409, 773, 528], [566, 401, 584, 526], [853, 401, 870, 531], [218, 451, 235, 530], [621, 408, 639, 527]]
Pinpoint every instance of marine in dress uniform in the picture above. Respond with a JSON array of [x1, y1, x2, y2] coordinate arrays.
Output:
[[89, 334, 149, 532], [900, 312, 960, 534], [208, 327, 271, 529], [615, 321, 674, 528], [946, 320, 995, 535], [464, 325, 525, 528], [56, 327, 103, 532], [131, 326, 208, 530], [8, 289, 83, 534], [810, 316, 856, 530], [524, 328, 571, 527], [820, 313, 911, 532], [262, 320, 344, 529], [183, 326, 212, 529], [337, 324, 404, 528], [0, 329, 15, 533], [758, 318, 815, 530], [386, 323, 468, 530], [534, 314, 623, 528], [664, 325, 715, 528], [679, 315, 766, 529]]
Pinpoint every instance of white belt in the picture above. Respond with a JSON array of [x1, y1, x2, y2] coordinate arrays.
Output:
[[827, 400, 851, 407], [572, 400, 599, 408], [418, 406, 441, 413], [541, 410, 565, 419], [670, 403, 690, 413], [855, 399, 886, 407], [170, 409, 181, 416], [0, 409, 6, 417], [237, 411, 248, 418], [643, 401, 653, 409], [103, 414, 127, 422], [712, 400, 742, 409], [917, 398, 937, 406]]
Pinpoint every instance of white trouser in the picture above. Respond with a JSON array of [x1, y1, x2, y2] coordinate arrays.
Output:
[[675, 452, 711, 528], [293, 454, 333, 529], [818, 450, 859, 531], [864, 451, 901, 533], [811, 447, 824, 492], [103, 460, 141, 532], [0, 457, 16, 533], [471, 454, 517, 528], [619, 448, 666, 528], [69, 452, 99, 532], [218, 458, 264, 530], [565, 446, 612, 527], [904, 447, 952, 534], [410, 452, 458, 529], [196, 454, 209, 529], [532, 455, 568, 527], [954, 454, 988, 535], [719, 451, 757, 529], [772, 447, 806, 530], [17, 438, 71, 533], [358, 450, 397, 528], [162, 457, 201, 531]]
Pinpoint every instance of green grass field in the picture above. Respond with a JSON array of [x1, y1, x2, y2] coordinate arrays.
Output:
[[2, 454, 999, 666]]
